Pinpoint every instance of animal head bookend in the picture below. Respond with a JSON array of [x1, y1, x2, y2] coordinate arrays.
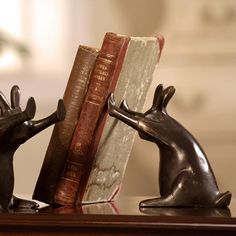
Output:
[[0, 85, 65, 210], [108, 84, 231, 208]]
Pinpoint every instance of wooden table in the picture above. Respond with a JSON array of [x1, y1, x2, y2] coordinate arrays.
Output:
[[1, 196, 236, 235]]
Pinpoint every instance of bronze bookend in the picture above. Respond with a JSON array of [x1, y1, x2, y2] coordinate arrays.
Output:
[[0, 85, 65, 209], [108, 84, 231, 208]]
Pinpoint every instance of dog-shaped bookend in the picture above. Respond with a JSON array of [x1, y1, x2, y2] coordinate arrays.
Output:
[[108, 84, 231, 208], [0, 85, 65, 209]]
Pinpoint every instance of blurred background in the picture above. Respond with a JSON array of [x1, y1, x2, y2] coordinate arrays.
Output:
[[0, 0, 236, 199]]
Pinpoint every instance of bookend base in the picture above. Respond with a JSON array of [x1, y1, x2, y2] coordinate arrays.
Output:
[[139, 204, 231, 217]]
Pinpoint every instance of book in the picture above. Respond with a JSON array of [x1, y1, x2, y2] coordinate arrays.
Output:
[[54, 33, 130, 205], [32, 45, 99, 204], [77, 34, 164, 204]]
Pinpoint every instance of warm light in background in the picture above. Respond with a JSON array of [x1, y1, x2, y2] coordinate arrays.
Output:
[[0, 0, 22, 71], [0, 0, 71, 77], [0, 51, 21, 70], [0, 0, 22, 37]]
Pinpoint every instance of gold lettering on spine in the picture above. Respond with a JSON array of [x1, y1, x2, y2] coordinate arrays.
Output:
[[80, 66, 90, 76], [93, 75, 106, 81], [94, 68, 109, 77], [93, 60, 110, 82], [97, 64, 108, 70], [74, 142, 83, 155], [64, 163, 79, 180]]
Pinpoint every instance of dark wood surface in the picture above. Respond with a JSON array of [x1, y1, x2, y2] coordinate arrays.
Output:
[[1, 196, 236, 235]]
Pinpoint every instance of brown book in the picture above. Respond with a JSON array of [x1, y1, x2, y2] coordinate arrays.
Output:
[[77, 34, 164, 204], [54, 33, 130, 205], [32, 46, 99, 204]]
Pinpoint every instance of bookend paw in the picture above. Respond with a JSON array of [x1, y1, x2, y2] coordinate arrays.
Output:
[[108, 84, 231, 208], [0, 85, 66, 209]]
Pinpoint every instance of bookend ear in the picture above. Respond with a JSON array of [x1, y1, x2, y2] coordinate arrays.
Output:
[[151, 84, 164, 111], [10, 85, 20, 109], [150, 84, 175, 112], [162, 86, 175, 110]]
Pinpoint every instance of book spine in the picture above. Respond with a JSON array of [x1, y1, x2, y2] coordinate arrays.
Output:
[[54, 33, 127, 205], [33, 46, 99, 204]]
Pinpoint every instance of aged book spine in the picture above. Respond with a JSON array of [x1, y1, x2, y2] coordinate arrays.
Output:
[[54, 33, 128, 205], [33, 46, 99, 204]]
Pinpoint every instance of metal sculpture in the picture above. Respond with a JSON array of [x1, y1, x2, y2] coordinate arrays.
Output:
[[108, 84, 231, 208], [0, 85, 65, 209]]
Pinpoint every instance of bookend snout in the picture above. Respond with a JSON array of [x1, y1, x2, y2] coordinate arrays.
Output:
[[0, 85, 65, 210], [108, 84, 231, 208]]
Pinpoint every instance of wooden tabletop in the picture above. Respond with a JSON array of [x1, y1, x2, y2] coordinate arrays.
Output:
[[1, 196, 236, 235]]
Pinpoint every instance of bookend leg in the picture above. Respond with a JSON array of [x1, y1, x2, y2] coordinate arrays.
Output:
[[139, 169, 193, 208]]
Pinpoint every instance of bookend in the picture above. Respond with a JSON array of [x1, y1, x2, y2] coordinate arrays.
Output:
[[0, 85, 65, 210], [108, 84, 231, 208]]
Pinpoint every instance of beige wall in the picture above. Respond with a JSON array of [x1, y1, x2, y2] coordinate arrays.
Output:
[[0, 0, 236, 200]]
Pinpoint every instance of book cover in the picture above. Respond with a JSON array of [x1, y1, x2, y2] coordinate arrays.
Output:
[[33, 45, 99, 204]]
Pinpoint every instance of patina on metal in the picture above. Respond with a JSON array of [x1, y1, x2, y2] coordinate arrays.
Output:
[[108, 84, 231, 208], [0, 85, 65, 209]]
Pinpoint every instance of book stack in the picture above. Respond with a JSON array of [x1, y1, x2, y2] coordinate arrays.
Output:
[[33, 32, 164, 206]]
